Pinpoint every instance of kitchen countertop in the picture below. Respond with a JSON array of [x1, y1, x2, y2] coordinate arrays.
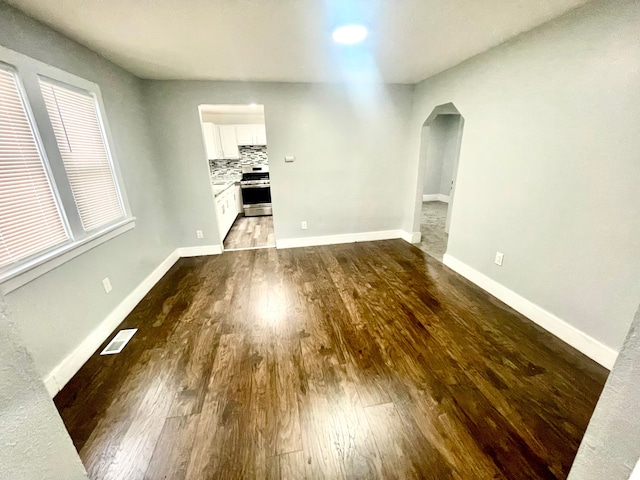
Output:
[[211, 181, 239, 197]]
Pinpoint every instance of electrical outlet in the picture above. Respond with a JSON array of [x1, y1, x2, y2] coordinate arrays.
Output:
[[495, 251, 504, 266], [196, 230, 204, 239], [301, 221, 308, 230], [102, 277, 112, 293]]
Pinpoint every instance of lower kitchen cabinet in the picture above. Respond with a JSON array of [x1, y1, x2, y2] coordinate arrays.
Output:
[[215, 185, 242, 240]]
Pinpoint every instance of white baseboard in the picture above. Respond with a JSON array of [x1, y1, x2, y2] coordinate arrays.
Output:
[[276, 230, 405, 249], [400, 230, 421, 244], [43, 244, 224, 397], [422, 194, 450, 203], [177, 245, 223, 257], [442, 254, 617, 369], [44, 249, 181, 397]]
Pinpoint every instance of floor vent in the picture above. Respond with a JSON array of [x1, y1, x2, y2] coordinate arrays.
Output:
[[100, 328, 138, 355]]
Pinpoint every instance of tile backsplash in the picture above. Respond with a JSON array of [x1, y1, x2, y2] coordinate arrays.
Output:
[[209, 146, 268, 183]]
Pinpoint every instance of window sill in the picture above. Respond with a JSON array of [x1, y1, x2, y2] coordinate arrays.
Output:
[[0, 217, 136, 295]]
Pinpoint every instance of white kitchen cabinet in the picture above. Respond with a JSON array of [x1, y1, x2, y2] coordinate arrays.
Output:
[[201, 122, 223, 159], [219, 125, 240, 159], [254, 124, 267, 145], [215, 185, 241, 241], [203, 123, 266, 159], [235, 124, 267, 146], [235, 125, 255, 146]]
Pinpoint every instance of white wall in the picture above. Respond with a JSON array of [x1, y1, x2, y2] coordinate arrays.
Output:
[[406, 0, 640, 352], [143, 81, 414, 246], [423, 114, 460, 197], [422, 116, 445, 195], [0, 4, 174, 381], [438, 116, 459, 197]]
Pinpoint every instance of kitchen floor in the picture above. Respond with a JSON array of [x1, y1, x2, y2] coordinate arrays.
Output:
[[223, 214, 275, 250], [418, 201, 449, 261]]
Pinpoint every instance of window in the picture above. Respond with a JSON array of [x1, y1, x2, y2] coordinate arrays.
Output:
[[0, 48, 134, 293], [0, 67, 69, 269], [39, 79, 124, 231]]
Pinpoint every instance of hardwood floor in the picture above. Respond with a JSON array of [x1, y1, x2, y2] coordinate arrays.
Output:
[[224, 214, 275, 250], [54, 240, 608, 480]]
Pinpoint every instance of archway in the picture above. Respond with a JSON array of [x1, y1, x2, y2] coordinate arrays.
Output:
[[411, 103, 465, 261]]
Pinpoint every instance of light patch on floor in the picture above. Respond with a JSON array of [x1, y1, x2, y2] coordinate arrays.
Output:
[[223, 215, 275, 250], [418, 201, 448, 262]]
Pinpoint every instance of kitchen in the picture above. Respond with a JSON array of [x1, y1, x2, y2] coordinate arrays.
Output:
[[199, 104, 274, 250]]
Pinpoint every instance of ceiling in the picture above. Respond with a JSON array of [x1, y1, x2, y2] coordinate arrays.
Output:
[[6, 0, 592, 84]]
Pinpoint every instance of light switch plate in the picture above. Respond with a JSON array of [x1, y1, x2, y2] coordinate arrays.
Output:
[[285, 156, 295, 163], [495, 252, 504, 266]]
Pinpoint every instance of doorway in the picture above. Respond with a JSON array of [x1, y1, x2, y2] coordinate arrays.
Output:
[[198, 104, 276, 251], [413, 104, 464, 261]]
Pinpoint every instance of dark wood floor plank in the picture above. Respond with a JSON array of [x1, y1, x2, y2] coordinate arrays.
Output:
[[365, 401, 453, 480], [317, 246, 394, 407], [183, 333, 253, 480], [55, 240, 608, 480], [356, 241, 601, 476], [99, 349, 179, 480], [144, 414, 200, 480]]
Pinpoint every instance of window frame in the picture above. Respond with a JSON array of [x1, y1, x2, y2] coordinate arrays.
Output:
[[0, 46, 135, 294]]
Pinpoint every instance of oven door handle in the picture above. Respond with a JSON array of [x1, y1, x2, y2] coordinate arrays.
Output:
[[241, 184, 271, 189]]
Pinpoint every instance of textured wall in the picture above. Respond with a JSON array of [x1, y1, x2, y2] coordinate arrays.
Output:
[[0, 4, 174, 383], [406, 0, 640, 351], [0, 298, 88, 479], [568, 305, 640, 479]]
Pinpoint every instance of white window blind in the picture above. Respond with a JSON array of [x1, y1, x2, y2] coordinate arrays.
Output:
[[0, 68, 69, 270], [39, 79, 124, 231]]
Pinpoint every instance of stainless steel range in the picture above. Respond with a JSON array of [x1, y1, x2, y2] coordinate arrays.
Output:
[[240, 165, 272, 217]]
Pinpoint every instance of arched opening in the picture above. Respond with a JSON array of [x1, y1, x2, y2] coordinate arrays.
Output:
[[412, 103, 465, 261]]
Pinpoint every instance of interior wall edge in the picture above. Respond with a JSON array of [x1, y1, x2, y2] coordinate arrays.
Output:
[[443, 253, 618, 369]]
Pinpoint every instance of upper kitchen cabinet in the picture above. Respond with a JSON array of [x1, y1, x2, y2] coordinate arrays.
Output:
[[235, 125, 254, 146], [254, 124, 267, 145], [219, 125, 240, 159], [236, 124, 267, 146], [202, 122, 223, 159], [201, 122, 266, 159]]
